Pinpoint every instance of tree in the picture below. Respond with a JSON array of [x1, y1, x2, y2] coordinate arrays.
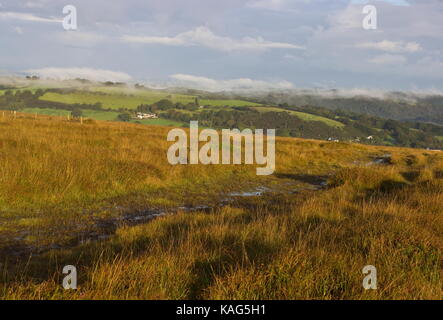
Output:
[[155, 99, 174, 109], [71, 109, 83, 118], [117, 113, 131, 122], [34, 89, 44, 98]]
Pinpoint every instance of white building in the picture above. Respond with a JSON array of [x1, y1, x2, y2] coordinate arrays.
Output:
[[136, 112, 158, 119]]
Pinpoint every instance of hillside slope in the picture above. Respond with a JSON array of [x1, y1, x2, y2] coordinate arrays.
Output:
[[0, 112, 441, 299]]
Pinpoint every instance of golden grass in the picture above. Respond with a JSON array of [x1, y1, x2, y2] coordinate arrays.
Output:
[[0, 110, 442, 299]]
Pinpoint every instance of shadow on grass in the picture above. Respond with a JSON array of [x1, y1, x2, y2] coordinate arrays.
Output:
[[274, 173, 329, 186], [354, 178, 411, 204], [188, 236, 280, 299], [434, 170, 443, 179], [400, 171, 421, 182]]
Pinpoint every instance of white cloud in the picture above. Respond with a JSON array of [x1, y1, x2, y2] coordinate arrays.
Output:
[[327, 5, 363, 29], [0, 11, 61, 23], [283, 87, 443, 100], [246, 0, 311, 11], [247, 0, 289, 11], [170, 73, 295, 91], [356, 40, 422, 53], [122, 26, 304, 52], [369, 54, 407, 65], [123, 35, 184, 46], [350, 0, 410, 6], [25, 67, 132, 82], [55, 31, 108, 47], [24, 1, 46, 8]]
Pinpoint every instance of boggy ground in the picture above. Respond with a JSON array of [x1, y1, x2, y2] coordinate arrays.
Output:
[[0, 112, 442, 299]]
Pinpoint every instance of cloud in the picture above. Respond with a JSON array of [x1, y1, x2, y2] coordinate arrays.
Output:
[[279, 87, 443, 100], [23, 1, 47, 8], [246, 0, 315, 12], [122, 26, 304, 52], [350, 0, 410, 6], [369, 54, 407, 65], [55, 31, 108, 47], [247, 0, 291, 11], [25, 67, 132, 82], [0, 11, 61, 23], [123, 35, 184, 46], [356, 40, 422, 53], [169, 73, 295, 91], [2, 0, 443, 90]]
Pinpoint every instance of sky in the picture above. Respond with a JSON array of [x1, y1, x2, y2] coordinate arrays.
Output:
[[0, 0, 443, 91]]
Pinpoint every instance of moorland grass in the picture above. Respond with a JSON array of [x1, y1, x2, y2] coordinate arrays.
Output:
[[0, 110, 441, 299]]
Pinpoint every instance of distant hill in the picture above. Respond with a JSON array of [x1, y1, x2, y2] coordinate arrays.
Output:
[[1, 83, 443, 149], [242, 90, 443, 125]]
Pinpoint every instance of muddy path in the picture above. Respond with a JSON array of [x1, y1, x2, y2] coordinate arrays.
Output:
[[0, 175, 331, 260]]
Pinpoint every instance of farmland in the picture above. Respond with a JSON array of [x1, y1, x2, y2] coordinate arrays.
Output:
[[250, 106, 345, 128], [21, 107, 184, 126], [38, 89, 262, 110], [25, 88, 346, 129], [2, 85, 443, 149]]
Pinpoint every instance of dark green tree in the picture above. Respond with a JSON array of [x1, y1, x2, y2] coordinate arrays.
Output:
[[117, 113, 131, 122], [71, 109, 83, 118]]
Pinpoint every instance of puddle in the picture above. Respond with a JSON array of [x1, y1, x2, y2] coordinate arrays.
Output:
[[2, 177, 329, 258], [372, 154, 392, 165], [353, 154, 393, 166]]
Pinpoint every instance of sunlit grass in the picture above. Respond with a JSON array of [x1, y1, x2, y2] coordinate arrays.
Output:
[[0, 110, 441, 300]]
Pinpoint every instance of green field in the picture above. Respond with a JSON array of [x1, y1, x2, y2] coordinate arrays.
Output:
[[22, 107, 185, 127], [1, 86, 54, 95], [199, 99, 261, 107], [251, 106, 345, 128], [23, 107, 120, 121], [12, 85, 344, 130], [39, 92, 157, 110], [22, 107, 72, 117], [24, 102, 344, 129], [90, 86, 262, 106], [39, 88, 261, 110]]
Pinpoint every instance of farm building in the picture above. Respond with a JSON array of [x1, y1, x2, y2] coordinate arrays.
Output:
[[135, 112, 158, 119]]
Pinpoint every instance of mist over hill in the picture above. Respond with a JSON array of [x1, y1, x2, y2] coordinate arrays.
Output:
[[235, 89, 443, 125], [129, 83, 443, 125], [2, 76, 443, 149]]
